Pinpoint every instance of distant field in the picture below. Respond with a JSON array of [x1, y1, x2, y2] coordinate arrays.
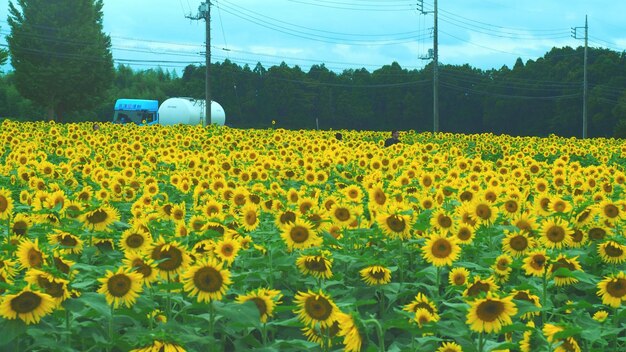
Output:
[[0, 120, 624, 351]]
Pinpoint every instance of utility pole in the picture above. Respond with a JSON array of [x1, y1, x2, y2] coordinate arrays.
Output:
[[433, 0, 439, 133], [418, 0, 438, 133], [572, 15, 588, 139], [188, 2, 212, 126]]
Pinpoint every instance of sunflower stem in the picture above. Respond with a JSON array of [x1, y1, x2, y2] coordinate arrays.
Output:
[[108, 305, 114, 352], [614, 307, 620, 352], [541, 271, 548, 324], [209, 300, 216, 352], [166, 274, 172, 321], [477, 331, 484, 352], [65, 307, 71, 347], [436, 266, 441, 296], [268, 248, 274, 288], [362, 318, 385, 352], [261, 322, 268, 347]]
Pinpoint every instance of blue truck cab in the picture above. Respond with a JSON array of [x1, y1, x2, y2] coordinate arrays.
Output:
[[113, 99, 159, 125]]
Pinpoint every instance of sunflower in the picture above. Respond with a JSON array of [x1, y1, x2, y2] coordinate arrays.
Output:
[[522, 250, 550, 277], [359, 265, 392, 286], [294, 290, 340, 328], [376, 209, 412, 240], [466, 292, 517, 333], [11, 213, 31, 237], [492, 254, 513, 276], [17, 238, 47, 269], [413, 308, 435, 328], [595, 199, 624, 223], [574, 206, 596, 227], [329, 203, 357, 226], [453, 224, 475, 244], [511, 290, 541, 320], [97, 266, 143, 308], [123, 253, 159, 287], [542, 324, 581, 352], [302, 319, 341, 349], [430, 209, 455, 232], [500, 197, 521, 217], [235, 288, 282, 323], [449, 267, 470, 286], [501, 230, 535, 257], [239, 203, 260, 232], [24, 269, 71, 307], [422, 232, 461, 267], [598, 241, 626, 264], [170, 203, 186, 222], [469, 199, 498, 225], [463, 276, 499, 298], [437, 341, 463, 352], [592, 310, 609, 323], [81, 204, 120, 231], [519, 321, 537, 352], [342, 185, 363, 203], [337, 312, 362, 352], [403, 292, 440, 321], [149, 238, 192, 278], [368, 184, 388, 209], [597, 271, 626, 308], [119, 227, 153, 254], [511, 212, 539, 234], [0, 286, 55, 324], [0, 188, 14, 219], [548, 254, 582, 286], [539, 217, 574, 249], [130, 340, 186, 352], [296, 252, 333, 279], [214, 237, 241, 265], [281, 219, 321, 251], [47, 230, 84, 255], [275, 209, 297, 229], [548, 196, 572, 214], [181, 257, 232, 302]]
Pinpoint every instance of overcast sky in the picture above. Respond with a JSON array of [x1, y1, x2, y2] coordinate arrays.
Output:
[[1, 0, 625, 73]]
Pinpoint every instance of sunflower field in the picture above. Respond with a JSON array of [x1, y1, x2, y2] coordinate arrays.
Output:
[[0, 120, 625, 352]]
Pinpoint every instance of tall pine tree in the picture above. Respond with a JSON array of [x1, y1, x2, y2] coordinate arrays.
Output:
[[7, 0, 113, 121]]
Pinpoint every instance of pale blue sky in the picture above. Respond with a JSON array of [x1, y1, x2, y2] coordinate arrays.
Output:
[[1, 0, 625, 73]]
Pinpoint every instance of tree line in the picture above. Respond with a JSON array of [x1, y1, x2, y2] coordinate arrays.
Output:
[[1, 1, 625, 137]]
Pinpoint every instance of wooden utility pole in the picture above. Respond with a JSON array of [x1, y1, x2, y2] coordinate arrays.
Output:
[[433, 0, 439, 133], [188, 2, 212, 126], [572, 15, 588, 138]]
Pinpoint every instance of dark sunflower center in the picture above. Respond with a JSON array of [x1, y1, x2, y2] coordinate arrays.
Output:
[[28, 248, 43, 268], [457, 228, 472, 241], [38, 277, 65, 298], [531, 255, 546, 269], [305, 257, 327, 272], [513, 291, 532, 302], [540, 198, 550, 211], [604, 204, 619, 218], [553, 201, 566, 212], [221, 244, 234, 256], [126, 234, 145, 248], [453, 273, 466, 285], [305, 296, 333, 321], [604, 243, 624, 257], [10, 291, 42, 314], [370, 268, 386, 279], [234, 194, 246, 206], [606, 279, 626, 298], [132, 259, 152, 277], [290, 226, 310, 243], [172, 209, 184, 221], [432, 238, 452, 258], [466, 282, 490, 297], [245, 211, 257, 225], [250, 297, 268, 316], [300, 202, 313, 214], [476, 300, 505, 322], [504, 200, 518, 213], [152, 245, 183, 271], [546, 226, 565, 242], [577, 209, 591, 223], [163, 204, 173, 216], [334, 208, 351, 221], [510, 235, 528, 251], [193, 266, 223, 293], [476, 204, 491, 220], [459, 191, 473, 202], [438, 215, 452, 228], [54, 257, 70, 274], [374, 190, 386, 205], [107, 274, 131, 297], [0, 196, 8, 212], [280, 211, 296, 224], [307, 214, 322, 229], [86, 209, 108, 224], [515, 220, 531, 232], [589, 227, 606, 240], [571, 229, 584, 242], [551, 259, 576, 275], [12, 221, 28, 236], [386, 215, 406, 232]]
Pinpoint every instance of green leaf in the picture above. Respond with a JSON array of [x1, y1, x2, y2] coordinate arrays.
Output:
[[0, 319, 27, 346]]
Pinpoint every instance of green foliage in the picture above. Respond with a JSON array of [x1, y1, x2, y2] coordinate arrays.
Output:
[[6, 0, 114, 121]]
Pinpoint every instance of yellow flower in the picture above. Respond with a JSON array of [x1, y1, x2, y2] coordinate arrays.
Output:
[[294, 290, 339, 328], [181, 257, 232, 303], [466, 292, 517, 333], [97, 266, 143, 309], [0, 286, 55, 324], [359, 265, 392, 286], [597, 271, 626, 308], [422, 232, 461, 267]]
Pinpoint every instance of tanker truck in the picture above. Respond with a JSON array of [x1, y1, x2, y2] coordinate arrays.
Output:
[[113, 97, 226, 126]]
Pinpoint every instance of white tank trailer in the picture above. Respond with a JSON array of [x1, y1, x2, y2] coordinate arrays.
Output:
[[157, 97, 226, 126]]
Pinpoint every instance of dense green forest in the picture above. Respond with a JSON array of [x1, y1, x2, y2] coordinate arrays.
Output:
[[1, 45, 625, 137]]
